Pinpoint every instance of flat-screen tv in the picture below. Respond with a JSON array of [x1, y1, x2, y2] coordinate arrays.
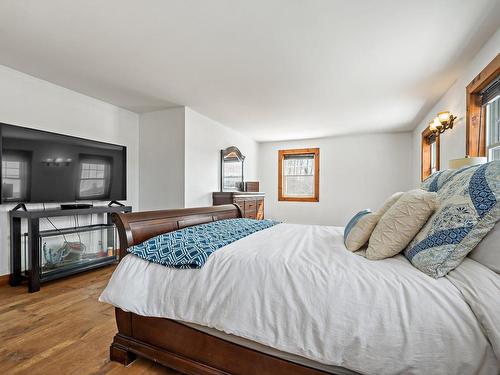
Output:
[[1, 123, 126, 203]]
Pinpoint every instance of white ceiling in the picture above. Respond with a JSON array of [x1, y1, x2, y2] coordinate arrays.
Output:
[[0, 1, 499, 142]]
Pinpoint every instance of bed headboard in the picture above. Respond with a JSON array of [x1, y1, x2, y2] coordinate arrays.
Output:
[[111, 204, 241, 259]]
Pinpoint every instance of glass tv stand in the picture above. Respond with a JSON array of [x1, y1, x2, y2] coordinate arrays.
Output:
[[9, 205, 132, 292]]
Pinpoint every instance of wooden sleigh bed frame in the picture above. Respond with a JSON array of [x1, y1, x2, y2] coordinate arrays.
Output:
[[110, 205, 340, 375]]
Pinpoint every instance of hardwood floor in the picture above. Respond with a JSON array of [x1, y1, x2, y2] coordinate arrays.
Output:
[[0, 266, 180, 375]]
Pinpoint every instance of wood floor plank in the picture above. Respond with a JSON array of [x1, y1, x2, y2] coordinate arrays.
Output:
[[0, 266, 180, 375]]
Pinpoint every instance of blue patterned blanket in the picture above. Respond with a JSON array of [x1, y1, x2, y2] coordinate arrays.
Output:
[[128, 218, 279, 268]]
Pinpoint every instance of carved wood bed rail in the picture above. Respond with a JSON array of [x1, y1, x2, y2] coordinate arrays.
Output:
[[108, 204, 337, 375]]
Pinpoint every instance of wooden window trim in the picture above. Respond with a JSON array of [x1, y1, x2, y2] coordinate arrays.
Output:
[[421, 127, 440, 181], [466, 53, 500, 157], [278, 148, 319, 202]]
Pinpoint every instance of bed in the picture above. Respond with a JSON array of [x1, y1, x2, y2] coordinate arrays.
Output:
[[100, 204, 500, 375]]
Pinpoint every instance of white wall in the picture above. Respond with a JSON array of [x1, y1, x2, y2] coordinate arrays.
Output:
[[184, 108, 259, 207], [0, 65, 140, 276], [411, 28, 500, 186], [259, 132, 413, 226], [139, 107, 185, 210], [139, 107, 259, 210]]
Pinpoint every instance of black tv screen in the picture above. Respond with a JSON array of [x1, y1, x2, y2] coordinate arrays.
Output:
[[1, 123, 126, 203]]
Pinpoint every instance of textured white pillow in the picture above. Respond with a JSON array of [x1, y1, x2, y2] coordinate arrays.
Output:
[[468, 221, 500, 273], [345, 192, 404, 251], [366, 189, 438, 260]]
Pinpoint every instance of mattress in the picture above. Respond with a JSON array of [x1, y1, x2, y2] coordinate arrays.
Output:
[[100, 223, 500, 375]]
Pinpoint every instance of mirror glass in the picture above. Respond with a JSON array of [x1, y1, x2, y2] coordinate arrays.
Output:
[[221, 146, 245, 191]]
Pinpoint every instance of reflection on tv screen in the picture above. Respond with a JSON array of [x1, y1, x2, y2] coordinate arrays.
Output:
[[1, 123, 126, 203]]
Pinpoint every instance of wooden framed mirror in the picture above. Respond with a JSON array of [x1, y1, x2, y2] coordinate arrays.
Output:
[[221, 146, 245, 192]]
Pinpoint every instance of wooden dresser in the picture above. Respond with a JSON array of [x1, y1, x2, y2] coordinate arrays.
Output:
[[212, 192, 265, 220]]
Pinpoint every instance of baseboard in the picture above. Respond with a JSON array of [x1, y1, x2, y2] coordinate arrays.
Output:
[[0, 274, 11, 286]]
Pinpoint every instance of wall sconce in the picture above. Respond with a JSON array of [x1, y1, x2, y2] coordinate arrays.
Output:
[[429, 111, 457, 135], [43, 157, 73, 167]]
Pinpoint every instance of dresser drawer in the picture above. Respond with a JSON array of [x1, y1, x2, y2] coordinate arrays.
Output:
[[244, 211, 257, 219], [244, 200, 256, 211], [244, 200, 257, 219]]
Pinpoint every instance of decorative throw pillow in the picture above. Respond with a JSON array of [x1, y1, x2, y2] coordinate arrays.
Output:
[[344, 192, 404, 251], [467, 220, 500, 274], [420, 167, 477, 192], [420, 171, 443, 191], [344, 209, 371, 244], [366, 189, 438, 260], [405, 161, 500, 278]]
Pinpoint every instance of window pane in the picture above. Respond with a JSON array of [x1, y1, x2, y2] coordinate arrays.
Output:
[[282, 154, 315, 197], [486, 95, 500, 162], [284, 175, 314, 197], [79, 179, 105, 198], [489, 145, 500, 161], [283, 157, 314, 176], [78, 160, 110, 198], [3, 178, 21, 199], [2, 156, 29, 200], [5, 167, 20, 178], [430, 142, 437, 174]]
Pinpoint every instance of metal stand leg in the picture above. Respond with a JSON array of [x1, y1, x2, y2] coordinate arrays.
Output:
[[28, 219, 40, 293], [9, 217, 22, 286]]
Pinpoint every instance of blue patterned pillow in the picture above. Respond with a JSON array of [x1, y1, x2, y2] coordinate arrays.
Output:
[[420, 166, 480, 192], [344, 209, 372, 246], [420, 171, 442, 191], [420, 169, 454, 192], [405, 161, 500, 278]]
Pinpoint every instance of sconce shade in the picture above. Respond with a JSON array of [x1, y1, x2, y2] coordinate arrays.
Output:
[[437, 111, 451, 123], [433, 117, 442, 130], [449, 156, 487, 169], [429, 120, 437, 132]]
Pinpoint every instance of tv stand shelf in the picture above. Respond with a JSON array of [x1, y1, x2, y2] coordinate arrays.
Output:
[[10, 205, 130, 219], [9, 205, 132, 293], [39, 223, 115, 237]]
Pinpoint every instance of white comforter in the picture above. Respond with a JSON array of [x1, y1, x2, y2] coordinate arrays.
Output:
[[100, 223, 500, 375]]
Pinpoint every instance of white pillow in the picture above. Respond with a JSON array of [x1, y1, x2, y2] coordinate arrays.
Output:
[[366, 189, 438, 260], [468, 221, 500, 274], [344, 192, 404, 251]]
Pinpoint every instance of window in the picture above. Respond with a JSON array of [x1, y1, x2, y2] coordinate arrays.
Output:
[[466, 54, 500, 157], [78, 157, 111, 199], [485, 81, 500, 161], [421, 127, 440, 181], [278, 148, 319, 202], [1, 151, 31, 202]]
